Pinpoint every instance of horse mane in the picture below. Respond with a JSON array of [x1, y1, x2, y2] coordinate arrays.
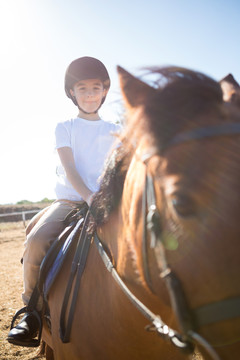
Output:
[[90, 142, 132, 227]]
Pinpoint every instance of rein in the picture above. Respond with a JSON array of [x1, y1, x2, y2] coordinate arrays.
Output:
[[94, 233, 194, 351], [94, 122, 240, 360]]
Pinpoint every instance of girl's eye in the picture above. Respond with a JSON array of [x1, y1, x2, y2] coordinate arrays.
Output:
[[171, 195, 196, 218]]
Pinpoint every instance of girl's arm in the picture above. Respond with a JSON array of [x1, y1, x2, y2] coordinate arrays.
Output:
[[57, 146, 93, 205]]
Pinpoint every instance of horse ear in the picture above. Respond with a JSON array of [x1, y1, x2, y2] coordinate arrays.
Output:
[[220, 74, 240, 88], [219, 73, 240, 106], [117, 66, 155, 108]]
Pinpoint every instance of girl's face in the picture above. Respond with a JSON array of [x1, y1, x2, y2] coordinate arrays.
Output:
[[70, 78, 107, 114]]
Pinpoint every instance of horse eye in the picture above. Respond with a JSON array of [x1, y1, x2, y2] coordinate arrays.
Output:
[[171, 195, 196, 218]]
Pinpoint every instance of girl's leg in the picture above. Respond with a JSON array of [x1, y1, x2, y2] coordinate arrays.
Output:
[[22, 200, 80, 309]]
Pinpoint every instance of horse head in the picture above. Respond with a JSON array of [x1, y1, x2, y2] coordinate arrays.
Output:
[[112, 66, 240, 359]]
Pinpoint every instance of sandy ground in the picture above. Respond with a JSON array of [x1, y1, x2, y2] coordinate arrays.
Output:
[[0, 221, 44, 360], [0, 221, 203, 360]]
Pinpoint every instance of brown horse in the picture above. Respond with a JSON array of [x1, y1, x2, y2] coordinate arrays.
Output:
[[42, 66, 240, 360]]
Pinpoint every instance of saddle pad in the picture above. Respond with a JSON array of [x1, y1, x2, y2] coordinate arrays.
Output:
[[42, 217, 84, 298]]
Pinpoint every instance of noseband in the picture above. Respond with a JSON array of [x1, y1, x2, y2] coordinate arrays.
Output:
[[95, 122, 240, 360]]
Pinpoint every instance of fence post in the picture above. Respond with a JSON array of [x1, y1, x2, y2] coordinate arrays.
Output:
[[22, 212, 26, 227]]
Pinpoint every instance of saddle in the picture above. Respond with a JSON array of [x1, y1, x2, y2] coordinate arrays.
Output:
[[10, 203, 92, 347]]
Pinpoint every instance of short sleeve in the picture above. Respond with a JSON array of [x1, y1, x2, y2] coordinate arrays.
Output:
[[55, 121, 71, 149]]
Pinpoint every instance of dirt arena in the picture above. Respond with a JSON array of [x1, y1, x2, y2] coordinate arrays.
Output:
[[0, 221, 202, 360], [0, 221, 44, 360]]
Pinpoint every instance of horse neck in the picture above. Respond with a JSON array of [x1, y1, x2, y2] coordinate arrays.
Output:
[[97, 208, 122, 264], [98, 197, 155, 297]]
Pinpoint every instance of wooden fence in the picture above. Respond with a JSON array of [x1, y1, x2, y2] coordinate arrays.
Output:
[[0, 210, 40, 227]]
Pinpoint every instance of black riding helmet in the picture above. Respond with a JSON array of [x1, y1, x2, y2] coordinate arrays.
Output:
[[65, 56, 111, 107]]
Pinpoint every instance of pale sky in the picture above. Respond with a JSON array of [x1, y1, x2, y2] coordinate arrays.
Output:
[[0, 0, 239, 204]]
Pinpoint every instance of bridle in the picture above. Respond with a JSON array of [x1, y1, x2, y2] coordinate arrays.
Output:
[[94, 122, 240, 360]]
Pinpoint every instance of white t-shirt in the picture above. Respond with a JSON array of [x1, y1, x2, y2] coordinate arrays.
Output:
[[55, 117, 121, 201]]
